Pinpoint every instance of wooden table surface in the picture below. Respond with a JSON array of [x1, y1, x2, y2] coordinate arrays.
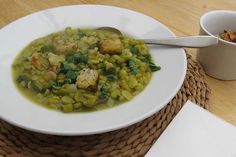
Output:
[[0, 0, 236, 126]]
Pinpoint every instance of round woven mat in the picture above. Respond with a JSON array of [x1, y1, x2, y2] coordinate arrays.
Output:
[[0, 54, 210, 157]]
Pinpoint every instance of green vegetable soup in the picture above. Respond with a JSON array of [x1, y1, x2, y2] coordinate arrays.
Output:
[[12, 27, 160, 113]]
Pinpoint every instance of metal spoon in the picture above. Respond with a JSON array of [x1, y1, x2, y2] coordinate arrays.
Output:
[[97, 27, 218, 48]]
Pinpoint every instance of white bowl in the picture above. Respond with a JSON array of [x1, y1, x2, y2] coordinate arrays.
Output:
[[0, 5, 186, 135], [197, 10, 236, 80]]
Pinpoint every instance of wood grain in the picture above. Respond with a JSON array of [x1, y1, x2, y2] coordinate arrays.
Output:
[[0, 0, 235, 125]]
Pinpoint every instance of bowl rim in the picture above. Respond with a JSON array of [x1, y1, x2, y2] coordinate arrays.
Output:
[[200, 10, 236, 46], [0, 4, 187, 135]]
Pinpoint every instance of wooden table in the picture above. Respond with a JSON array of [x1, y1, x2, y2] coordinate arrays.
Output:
[[1, 0, 236, 126]]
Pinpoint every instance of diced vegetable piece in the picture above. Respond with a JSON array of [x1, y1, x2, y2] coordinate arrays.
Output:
[[83, 94, 97, 107], [111, 90, 120, 99], [128, 77, 138, 88], [135, 83, 144, 91], [48, 53, 65, 66], [46, 96, 61, 105], [121, 90, 133, 100], [63, 79, 71, 84], [121, 49, 133, 60], [106, 75, 117, 81], [62, 96, 75, 104], [48, 104, 58, 110], [66, 53, 88, 64], [103, 63, 117, 81], [130, 45, 139, 55], [98, 84, 109, 100], [62, 104, 73, 112], [47, 81, 61, 90], [59, 62, 74, 73], [119, 69, 127, 78], [103, 67, 116, 75], [65, 70, 80, 80], [31, 81, 44, 93], [77, 54, 88, 63], [44, 71, 57, 80], [100, 85, 108, 96], [103, 66, 117, 81], [140, 54, 151, 63], [128, 59, 138, 75], [149, 62, 161, 72], [74, 102, 82, 109], [62, 84, 77, 93]]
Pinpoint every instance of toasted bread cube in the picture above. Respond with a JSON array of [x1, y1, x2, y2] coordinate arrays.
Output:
[[76, 68, 98, 89], [56, 43, 78, 55], [228, 31, 236, 41], [99, 39, 122, 54]]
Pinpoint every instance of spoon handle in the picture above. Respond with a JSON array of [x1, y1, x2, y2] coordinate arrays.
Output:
[[143, 36, 218, 48]]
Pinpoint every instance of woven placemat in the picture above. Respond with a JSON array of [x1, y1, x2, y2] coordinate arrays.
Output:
[[0, 54, 210, 157]]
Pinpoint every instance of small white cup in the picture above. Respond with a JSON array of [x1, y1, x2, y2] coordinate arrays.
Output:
[[197, 10, 236, 80]]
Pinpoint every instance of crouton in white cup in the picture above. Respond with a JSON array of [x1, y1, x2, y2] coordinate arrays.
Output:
[[197, 10, 236, 80]]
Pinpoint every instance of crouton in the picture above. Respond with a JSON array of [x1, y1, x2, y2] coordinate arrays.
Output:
[[99, 39, 122, 54], [220, 30, 236, 43], [227, 31, 236, 42], [56, 43, 78, 55], [76, 68, 98, 90]]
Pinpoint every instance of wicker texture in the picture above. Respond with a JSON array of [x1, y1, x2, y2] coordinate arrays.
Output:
[[0, 54, 210, 157]]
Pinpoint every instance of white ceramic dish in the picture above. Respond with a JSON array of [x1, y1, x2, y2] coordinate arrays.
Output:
[[197, 10, 236, 80], [0, 5, 186, 135]]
